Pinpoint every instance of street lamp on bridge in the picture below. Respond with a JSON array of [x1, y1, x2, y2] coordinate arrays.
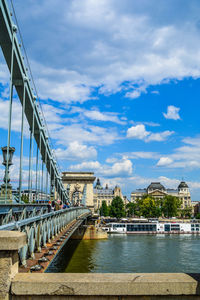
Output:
[[1, 146, 15, 202]]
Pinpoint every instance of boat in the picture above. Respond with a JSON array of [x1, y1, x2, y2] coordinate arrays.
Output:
[[102, 221, 200, 234]]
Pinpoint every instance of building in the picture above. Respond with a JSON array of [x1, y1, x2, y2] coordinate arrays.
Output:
[[21, 189, 50, 202], [131, 181, 191, 209], [93, 178, 125, 211], [62, 172, 96, 211]]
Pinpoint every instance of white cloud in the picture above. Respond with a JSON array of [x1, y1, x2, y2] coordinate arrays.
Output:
[[55, 141, 97, 161], [69, 161, 101, 171], [156, 136, 200, 169], [163, 105, 181, 120], [127, 124, 149, 139], [127, 124, 174, 142], [70, 107, 126, 124], [0, 99, 30, 137], [145, 130, 174, 142], [69, 159, 133, 177], [9, 0, 200, 102], [103, 159, 133, 177], [157, 157, 173, 166], [125, 90, 141, 99], [51, 124, 119, 146], [122, 151, 159, 160]]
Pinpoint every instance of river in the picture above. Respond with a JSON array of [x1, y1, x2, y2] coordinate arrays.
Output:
[[47, 234, 200, 273]]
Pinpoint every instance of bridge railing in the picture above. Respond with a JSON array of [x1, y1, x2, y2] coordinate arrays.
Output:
[[0, 206, 91, 266], [0, 203, 50, 225]]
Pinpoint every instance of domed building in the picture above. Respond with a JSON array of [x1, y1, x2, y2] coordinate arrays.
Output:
[[93, 178, 126, 211], [131, 181, 191, 209], [177, 181, 191, 208]]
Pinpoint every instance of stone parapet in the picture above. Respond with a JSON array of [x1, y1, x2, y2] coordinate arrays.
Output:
[[0, 231, 26, 251], [0, 231, 26, 300], [11, 273, 200, 299]]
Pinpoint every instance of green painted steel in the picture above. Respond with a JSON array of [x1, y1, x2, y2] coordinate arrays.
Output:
[[0, 0, 68, 202]]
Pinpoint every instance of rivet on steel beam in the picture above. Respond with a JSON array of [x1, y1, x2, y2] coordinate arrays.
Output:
[[12, 24, 17, 33], [23, 75, 28, 82]]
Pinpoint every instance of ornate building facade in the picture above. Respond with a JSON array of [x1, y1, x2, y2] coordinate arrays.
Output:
[[131, 181, 191, 209], [93, 178, 126, 211]]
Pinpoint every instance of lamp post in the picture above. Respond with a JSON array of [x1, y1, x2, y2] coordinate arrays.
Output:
[[1, 146, 15, 202]]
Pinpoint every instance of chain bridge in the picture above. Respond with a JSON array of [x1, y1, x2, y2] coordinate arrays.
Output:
[[1, 0, 200, 299], [0, 0, 92, 273]]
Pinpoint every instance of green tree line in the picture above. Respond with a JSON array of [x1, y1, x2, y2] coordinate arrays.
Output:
[[100, 195, 193, 219]]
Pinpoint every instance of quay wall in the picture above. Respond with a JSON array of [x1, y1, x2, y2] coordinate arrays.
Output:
[[71, 225, 108, 240], [1, 231, 200, 299]]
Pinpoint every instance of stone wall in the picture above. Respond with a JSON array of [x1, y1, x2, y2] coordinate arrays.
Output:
[[71, 225, 108, 240], [10, 273, 200, 299]]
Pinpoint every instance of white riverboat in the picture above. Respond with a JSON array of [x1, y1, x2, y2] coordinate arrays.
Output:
[[102, 222, 200, 234]]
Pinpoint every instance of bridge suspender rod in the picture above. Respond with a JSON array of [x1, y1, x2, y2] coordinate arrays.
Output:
[[5, 24, 16, 202], [45, 140, 48, 200], [49, 159, 52, 200], [56, 178, 58, 201], [53, 168, 55, 202], [38, 129, 41, 200], [35, 144, 39, 200], [19, 78, 27, 201], [41, 160, 44, 199], [28, 128, 32, 201], [29, 99, 35, 202]]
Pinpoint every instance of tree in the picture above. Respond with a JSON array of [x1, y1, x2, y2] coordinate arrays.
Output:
[[162, 195, 181, 217], [181, 207, 192, 218], [100, 200, 109, 216], [126, 202, 135, 217], [133, 196, 161, 218], [195, 213, 200, 219], [109, 196, 125, 219], [140, 196, 161, 218], [21, 194, 29, 203]]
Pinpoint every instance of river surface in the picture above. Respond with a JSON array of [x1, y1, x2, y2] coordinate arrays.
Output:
[[47, 234, 200, 273]]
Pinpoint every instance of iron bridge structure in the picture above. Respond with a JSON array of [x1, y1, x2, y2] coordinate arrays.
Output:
[[0, 0, 92, 269]]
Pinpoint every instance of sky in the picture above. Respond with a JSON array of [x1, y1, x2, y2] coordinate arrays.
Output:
[[1, 0, 200, 200]]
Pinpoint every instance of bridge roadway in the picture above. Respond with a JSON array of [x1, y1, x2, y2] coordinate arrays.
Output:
[[0, 206, 91, 269]]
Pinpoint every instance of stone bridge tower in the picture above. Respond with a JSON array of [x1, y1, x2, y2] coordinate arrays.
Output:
[[62, 172, 96, 211]]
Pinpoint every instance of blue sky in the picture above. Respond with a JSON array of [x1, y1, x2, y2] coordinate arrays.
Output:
[[1, 0, 200, 200]]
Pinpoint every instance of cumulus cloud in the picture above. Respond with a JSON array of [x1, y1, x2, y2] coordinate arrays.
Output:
[[157, 157, 173, 166], [70, 107, 126, 124], [145, 130, 174, 142], [127, 124, 149, 139], [156, 136, 200, 169], [121, 151, 159, 160], [55, 141, 97, 161], [127, 124, 174, 142], [51, 124, 120, 146], [10, 0, 200, 102], [69, 159, 133, 177], [69, 161, 101, 171], [0, 98, 30, 136], [163, 105, 181, 120]]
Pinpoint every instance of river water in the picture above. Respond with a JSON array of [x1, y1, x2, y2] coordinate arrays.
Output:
[[47, 234, 200, 273]]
